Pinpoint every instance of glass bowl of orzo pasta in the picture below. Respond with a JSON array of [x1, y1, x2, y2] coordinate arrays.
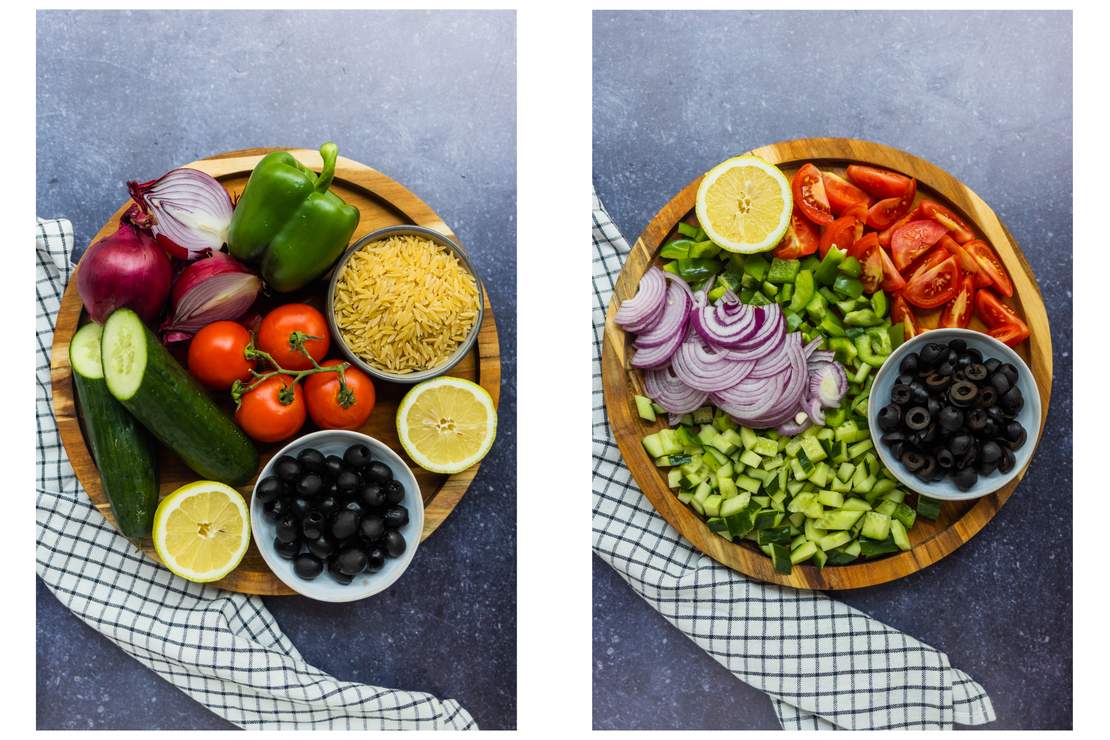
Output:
[[326, 224, 484, 383]]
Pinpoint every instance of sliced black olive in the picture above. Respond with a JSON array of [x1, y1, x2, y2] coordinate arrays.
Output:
[[938, 406, 964, 432], [901, 450, 925, 471], [910, 385, 930, 406], [296, 473, 324, 498], [980, 441, 1003, 465], [274, 456, 301, 481], [953, 467, 978, 491], [890, 441, 905, 460], [937, 448, 955, 468], [925, 372, 951, 393], [307, 534, 337, 560], [1006, 426, 1028, 450], [337, 546, 368, 576], [914, 456, 938, 482], [891, 384, 913, 405], [255, 476, 284, 504], [293, 553, 324, 580], [904, 406, 931, 431], [881, 431, 907, 445], [949, 380, 978, 407], [948, 433, 973, 456], [360, 515, 385, 541], [323, 455, 345, 480], [274, 537, 302, 559], [980, 419, 999, 439], [998, 447, 1017, 474], [276, 515, 300, 543], [967, 408, 989, 433], [383, 530, 407, 558], [949, 338, 968, 354], [986, 405, 1007, 423], [384, 479, 406, 504], [344, 444, 373, 469], [301, 510, 325, 541], [977, 457, 998, 475], [900, 353, 920, 375], [366, 461, 394, 484], [877, 404, 902, 432], [976, 386, 997, 409], [297, 448, 325, 474], [920, 343, 946, 368], [1001, 385, 1024, 414], [989, 371, 1011, 396], [936, 360, 956, 377], [897, 373, 915, 387], [1000, 363, 1019, 386], [964, 363, 988, 382], [984, 357, 1001, 373], [919, 424, 940, 444]]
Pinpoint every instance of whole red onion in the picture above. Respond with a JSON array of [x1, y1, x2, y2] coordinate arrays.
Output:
[[76, 205, 172, 324]]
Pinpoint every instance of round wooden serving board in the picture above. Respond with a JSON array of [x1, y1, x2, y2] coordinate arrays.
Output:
[[602, 138, 1052, 590], [50, 147, 501, 595]]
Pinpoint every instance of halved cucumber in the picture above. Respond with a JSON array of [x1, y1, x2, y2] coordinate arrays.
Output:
[[70, 322, 158, 538], [101, 309, 258, 485]]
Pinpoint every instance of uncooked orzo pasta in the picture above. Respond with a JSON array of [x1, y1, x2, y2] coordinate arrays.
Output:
[[332, 234, 480, 374]]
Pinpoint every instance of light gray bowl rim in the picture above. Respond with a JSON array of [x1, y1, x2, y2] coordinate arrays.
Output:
[[326, 224, 485, 385], [867, 327, 1042, 502], [249, 429, 423, 602]]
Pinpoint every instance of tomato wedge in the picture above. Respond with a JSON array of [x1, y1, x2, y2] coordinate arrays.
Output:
[[859, 242, 884, 294], [818, 214, 861, 258], [903, 255, 960, 309], [964, 239, 1014, 297], [877, 210, 917, 248], [891, 219, 948, 270], [891, 294, 922, 338], [939, 273, 975, 328], [988, 323, 1031, 347], [773, 207, 821, 259], [906, 247, 951, 283], [919, 200, 975, 243], [865, 178, 916, 230], [792, 163, 834, 225], [846, 164, 914, 199], [939, 234, 979, 273], [877, 243, 906, 293], [976, 289, 1031, 346], [823, 171, 870, 215]]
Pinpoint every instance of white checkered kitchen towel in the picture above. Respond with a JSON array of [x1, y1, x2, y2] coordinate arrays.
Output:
[[35, 218, 476, 730], [591, 192, 995, 730]]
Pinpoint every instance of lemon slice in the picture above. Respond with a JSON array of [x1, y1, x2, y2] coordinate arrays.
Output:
[[397, 377, 497, 474], [695, 155, 793, 253], [153, 481, 250, 583]]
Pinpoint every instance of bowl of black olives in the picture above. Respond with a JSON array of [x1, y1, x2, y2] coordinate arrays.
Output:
[[868, 328, 1041, 501], [249, 429, 423, 602]]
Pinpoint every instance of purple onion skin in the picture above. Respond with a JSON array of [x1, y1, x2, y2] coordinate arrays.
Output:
[[76, 207, 172, 324]]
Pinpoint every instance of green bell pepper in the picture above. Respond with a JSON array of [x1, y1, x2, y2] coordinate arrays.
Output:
[[227, 142, 361, 292]]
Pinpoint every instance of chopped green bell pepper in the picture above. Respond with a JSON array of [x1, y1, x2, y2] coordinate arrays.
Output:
[[676, 257, 720, 284], [814, 246, 846, 285], [833, 274, 864, 299], [659, 239, 694, 259], [844, 308, 884, 327], [767, 257, 801, 284], [788, 269, 815, 313], [743, 254, 771, 281]]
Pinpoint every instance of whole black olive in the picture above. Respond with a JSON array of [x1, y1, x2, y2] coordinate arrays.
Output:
[[330, 509, 361, 540], [1004, 420, 1025, 442], [989, 371, 1011, 396], [274, 456, 301, 482], [936, 361, 956, 378], [255, 476, 284, 504], [918, 424, 939, 445], [920, 343, 946, 368], [296, 473, 324, 498], [344, 444, 373, 469], [276, 515, 300, 543], [302, 510, 325, 541], [949, 338, 967, 354], [955, 353, 972, 371], [877, 404, 902, 432], [1000, 363, 1019, 386], [948, 433, 973, 457], [938, 406, 964, 432], [1001, 385, 1024, 414], [327, 556, 354, 584], [910, 383, 930, 406], [998, 447, 1017, 474], [358, 482, 386, 509], [336, 470, 361, 495], [977, 457, 997, 475], [900, 353, 920, 375], [915, 456, 938, 482], [344, 500, 365, 518], [959, 443, 979, 470], [307, 534, 337, 560], [927, 398, 942, 417], [360, 515, 385, 541], [337, 546, 368, 576], [980, 441, 1003, 465], [365, 461, 393, 484], [264, 497, 288, 522], [293, 553, 324, 580], [383, 530, 407, 558], [290, 496, 311, 519], [937, 448, 955, 468], [953, 467, 978, 491], [891, 384, 913, 405], [904, 406, 931, 431], [323, 455, 345, 480], [964, 348, 983, 364], [965, 363, 988, 382], [984, 357, 1001, 374], [297, 448, 325, 474], [365, 546, 386, 572], [980, 419, 1000, 439], [384, 479, 406, 504], [976, 386, 997, 409], [901, 450, 925, 472], [925, 372, 951, 393], [986, 405, 1007, 423], [967, 408, 989, 433], [274, 537, 302, 559], [384, 505, 409, 529], [949, 381, 978, 407], [316, 495, 339, 517], [1007, 427, 1028, 450], [897, 373, 916, 387]]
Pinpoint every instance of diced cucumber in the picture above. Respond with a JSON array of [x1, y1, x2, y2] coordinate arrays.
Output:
[[771, 544, 792, 574], [874, 499, 898, 518], [816, 509, 864, 530], [860, 512, 892, 541], [916, 496, 942, 522], [859, 537, 899, 558], [739, 426, 759, 450], [816, 489, 844, 508], [890, 519, 911, 551], [738, 449, 763, 468], [634, 394, 657, 422], [703, 494, 723, 518], [667, 469, 682, 488], [892, 502, 917, 529], [818, 530, 853, 552], [736, 474, 762, 494], [790, 540, 819, 564], [842, 497, 871, 512]]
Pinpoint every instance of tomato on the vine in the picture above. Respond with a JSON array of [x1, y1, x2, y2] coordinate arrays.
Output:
[[235, 376, 306, 443], [304, 359, 377, 430], [187, 321, 254, 390], [257, 304, 330, 371]]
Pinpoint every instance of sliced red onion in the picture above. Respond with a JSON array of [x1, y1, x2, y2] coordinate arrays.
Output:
[[128, 168, 233, 260], [804, 394, 827, 426], [777, 410, 813, 436], [643, 365, 707, 415], [809, 361, 848, 408], [615, 266, 667, 333], [748, 332, 801, 378], [810, 350, 836, 364], [803, 337, 825, 357], [671, 332, 756, 392], [691, 296, 759, 347], [724, 317, 786, 361], [634, 279, 691, 348]]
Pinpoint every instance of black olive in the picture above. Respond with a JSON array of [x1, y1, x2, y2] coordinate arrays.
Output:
[[955, 353, 972, 371], [953, 467, 978, 491], [904, 406, 931, 431], [977, 457, 997, 475], [1004, 420, 1024, 442], [881, 431, 907, 444], [949, 381, 978, 407], [998, 447, 1017, 474], [307, 534, 336, 560], [986, 405, 1007, 423], [891, 384, 913, 405], [337, 546, 368, 576], [948, 433, 973, 456], [255, 476, 284, 504], [966, 409, 988, 433], [915, 456, 938, 482], [302, 510, 325, 541], [965, 348, 983, 364], [316, 495, 339, 517], [938, 406, 964, 432], [877, 404, 902, 432], [344, 500, 365, 518], [901, 450, 925, 472], [1007, 427, 1028, 450], [918, 424, 939, 445], [384, 479, 406, 504], [358, 482, 386, 509], [937, 448, 955, 468], [949, 338, 967, 354], [1000, 363, 1019, 386], [925, 372, 951, 393], [335, 470, 360, 495], [1001, 386, 1024, 414], [890, 441, 905, 460], [293, 553, 324, 580], [980, 441, 1003, 465], [297, 448, 325, 474], [989, 371, 1011, 396], [959, 443, 979, 470], [330, 509, 361, 540], [383, 530, 407, 558], [274, 456, 301, 481], [900, 353, 920, 375], [290, 496, 311, 519], [274, 537, 302, 559], [980, 419, 999, 439], [327, 556, 354, 584], [296, 473, 324, 498], [276, 515, 300, 543], [965, 363, 988, 382], [365, 546, 386, 572], [360, 515, 385, 541], [264, 497, 288, 523], [343, 444, 373, 469], [323, 455, 345, 480], [936, 360, 956, 377], [897, 373, 916, 387], [976, 386, 997, 409], [365, 461, 394, 484], [984, 357, 1001, 373], [920, 343, 946, 368], [910, 386, 930, 407], [927, 398, 942, 417], [953, 369, 967, 382], [384, 505, 409, 529]]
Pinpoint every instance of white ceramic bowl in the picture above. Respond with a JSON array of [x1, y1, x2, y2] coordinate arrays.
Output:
[[250, 429, 423, 602], [867, 328, 1041, 501]]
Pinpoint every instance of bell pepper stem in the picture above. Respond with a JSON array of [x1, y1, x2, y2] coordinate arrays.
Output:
[[315, 142, 338, 193]]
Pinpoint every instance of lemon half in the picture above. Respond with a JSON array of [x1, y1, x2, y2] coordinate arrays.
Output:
[[153, 481, 250, 583], [397, 377, 497, 474], [695, 155, 793, 253]]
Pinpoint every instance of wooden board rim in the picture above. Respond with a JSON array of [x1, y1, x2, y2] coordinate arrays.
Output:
[[601, 137, 1053, 590]]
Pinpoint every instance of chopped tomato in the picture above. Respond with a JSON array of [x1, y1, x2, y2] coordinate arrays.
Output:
[[891, 219, 948, 270], [860, 242, 884, 294], [845, 164, 914, 199], [939, 234, 979, 273], [919, 200, 975, 243], [972, 269, 994, 288], [891, 294, 922, 338], [850, 232, 880, 261], [877, 210, 916, 248], [988, 323, 1031, 347], [841, 202, 870, 224], [977, 288, 1031, 346], [865, 178, 916, 230], [903, 255, 960, 309], [818, 214, 861, 258], [906, 247, 952, 283], [877, 244, 906, 293], [823, 171, 870, 215], [792, 163, 834, 225], [939, 274, 975, 329], [964, 239, 1014, 297], [773, 207, 821, 259]]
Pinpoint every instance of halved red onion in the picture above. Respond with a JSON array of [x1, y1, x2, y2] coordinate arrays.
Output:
[[671, 333, 756, 392], [615, 266, 667, 333], [643, 365, 708, 415]]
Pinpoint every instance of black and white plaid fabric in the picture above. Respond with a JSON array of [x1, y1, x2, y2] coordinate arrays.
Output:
[[35, 218, 476, 730], [591, 194, 995, 730]]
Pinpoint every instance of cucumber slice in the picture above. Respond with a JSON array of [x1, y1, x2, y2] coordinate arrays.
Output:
[[860, 511, 892, 541], [634, 395, 656, 422]]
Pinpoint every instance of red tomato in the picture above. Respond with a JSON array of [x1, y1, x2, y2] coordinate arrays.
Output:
[[773, 208, 821, 259], [235, 376, 306, 443], [822, 172, 870, 215], [846, 164, 914, 199], [877, 244, 906, 293], [964, 240, 1014, 298], [819, 215, 862, 258], [841, 202, 870, 225], [850, 232, 880, 261], [906, 247, 952, 283], [792, 163, 834, 225], [919, 200, 975, 243], [304, 359, 377, 430], [891, 294, 922, 338], [891, 219, 948, 270], [187, 321, 254, 390], [939, 274, 975, 329], [257, 304, 330, 370], [903, 256, 960, 309], [972, 269, 994, 288], [975, 288, 1024, 328], [988, 323, 1031, 347], [939, 234, 979, 274], [859, 242, 884, 294], [865, 178, 916, 230]]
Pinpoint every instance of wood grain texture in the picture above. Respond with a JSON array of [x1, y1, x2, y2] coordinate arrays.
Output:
[[602, 138, 1053, 590], [50, 148, 501, 595]]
